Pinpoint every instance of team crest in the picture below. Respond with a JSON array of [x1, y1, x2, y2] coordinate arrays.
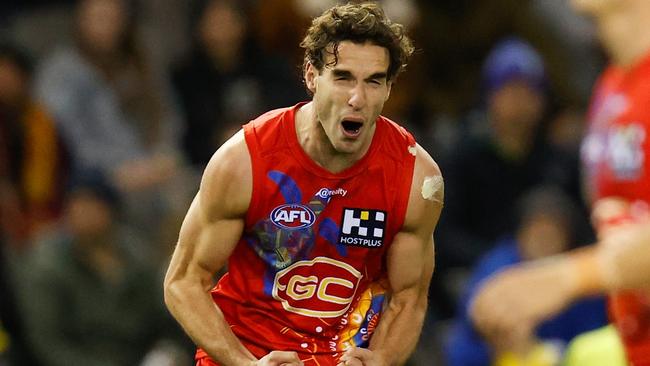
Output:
[[338, 208, 386, 248]]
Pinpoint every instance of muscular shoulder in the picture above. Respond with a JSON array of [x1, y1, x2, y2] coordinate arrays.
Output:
[[199, 130, 252, 221], [377, 116, 416, 158], [402, 144, 444, 234]]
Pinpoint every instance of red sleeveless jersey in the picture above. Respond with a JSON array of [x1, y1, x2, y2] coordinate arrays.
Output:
[[582, 51, 650, 365], [196, 103, 416, 365]]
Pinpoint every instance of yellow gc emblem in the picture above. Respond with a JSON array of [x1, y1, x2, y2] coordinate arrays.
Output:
[[272, 257, 363, 318]]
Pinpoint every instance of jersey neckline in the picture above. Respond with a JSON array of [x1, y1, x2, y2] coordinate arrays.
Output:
[[281, 102, 385, 179]]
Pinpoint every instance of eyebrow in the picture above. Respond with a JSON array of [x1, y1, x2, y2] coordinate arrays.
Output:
[[331, 69, 388, 81], [332, 69, 353, 78], [367, 72, 387, 81]]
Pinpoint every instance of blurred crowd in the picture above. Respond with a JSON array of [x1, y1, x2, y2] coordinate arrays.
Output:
[[0, 0, 609, 365]]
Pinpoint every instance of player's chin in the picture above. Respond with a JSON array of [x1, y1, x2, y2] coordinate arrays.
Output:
[[333, 140, 362, 154]]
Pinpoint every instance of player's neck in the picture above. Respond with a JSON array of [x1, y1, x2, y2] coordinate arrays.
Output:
[[599, 7, 650, 68], [295, 102, 368, 174]]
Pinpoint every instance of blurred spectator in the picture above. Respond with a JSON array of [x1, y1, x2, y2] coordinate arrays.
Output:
[[17, 169, 191, 366], [34, 0, 184, 192], [172, 0, 304, 168], [445, 186, 607, 366], [437, 37, 581, 268], [414, 0, 534, 120], [413, 0, 600, 120], [33, 0, 192, 247], [0, 42, 68, 248], [250, 0, 314, 67], [432, 37, 588, 319], [0, 42, 67, 365]]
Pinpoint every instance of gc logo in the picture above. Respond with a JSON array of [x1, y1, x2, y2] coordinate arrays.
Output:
[[272, 257, 363, 318]]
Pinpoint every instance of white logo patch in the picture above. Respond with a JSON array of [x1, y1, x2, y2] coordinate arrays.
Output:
[[316, 188, 348, 199]]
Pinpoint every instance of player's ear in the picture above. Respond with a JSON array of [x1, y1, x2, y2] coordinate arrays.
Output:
[[305, 62, 318, 93], [385, 80, 392, 101]]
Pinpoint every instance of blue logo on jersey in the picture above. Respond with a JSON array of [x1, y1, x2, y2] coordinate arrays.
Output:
[[270, 204, 316, 230]]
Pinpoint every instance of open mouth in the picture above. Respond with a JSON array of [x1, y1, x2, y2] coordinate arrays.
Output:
[[341, 120, 363, 137]]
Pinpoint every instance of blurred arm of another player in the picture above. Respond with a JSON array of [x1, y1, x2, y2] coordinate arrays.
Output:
[[469, 197, 650, 351], [340, 145, 444, 366], [163, 130, 303, 366]]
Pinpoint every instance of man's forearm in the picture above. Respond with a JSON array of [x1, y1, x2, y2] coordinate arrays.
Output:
[[368, 289, 427, 365], [164, 278, 256, 365]]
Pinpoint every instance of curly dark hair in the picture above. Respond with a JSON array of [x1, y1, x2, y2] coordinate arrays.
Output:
[[300, 2, 414, 82]]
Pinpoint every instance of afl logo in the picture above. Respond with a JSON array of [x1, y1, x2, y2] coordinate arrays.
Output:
[[270, 204, 316, 230]]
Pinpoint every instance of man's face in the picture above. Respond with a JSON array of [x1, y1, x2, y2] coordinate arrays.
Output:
[[77, 0, 127, 54], [199, 1, 245, 52], [0, 58, 28, 107], [305, 41, 392, 154], [518, 214, 570, 260], [489, 80, 545, 130]]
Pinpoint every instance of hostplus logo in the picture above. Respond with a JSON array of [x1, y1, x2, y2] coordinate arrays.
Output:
[[338, 208, 386, 248]]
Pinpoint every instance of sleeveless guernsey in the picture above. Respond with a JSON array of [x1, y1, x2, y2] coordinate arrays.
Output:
[[196, 103, 417, 365]]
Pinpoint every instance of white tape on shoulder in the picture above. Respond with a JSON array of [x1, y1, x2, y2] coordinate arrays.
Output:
[[421, 175, 443, 202], [408, 145, 417, 156]]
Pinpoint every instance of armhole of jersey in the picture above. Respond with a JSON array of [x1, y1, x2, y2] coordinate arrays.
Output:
[[243, 123, 262, 226], [391, 134, 417, 243]]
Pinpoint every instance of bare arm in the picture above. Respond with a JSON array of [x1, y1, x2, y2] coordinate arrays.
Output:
[[164, 131, 303, 366], [470, 197, 650, 350], [588, 197, 650, 291], [163, 131, 257, 365], [343, 145, 443, 366]]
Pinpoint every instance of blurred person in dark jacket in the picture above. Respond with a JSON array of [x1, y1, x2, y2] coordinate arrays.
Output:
[[172, 0, 304, 169], [445, 186, 606, 365], [18, 169, 191, 366], [437, 37, 553, 269], [431, 38, 588, 319]]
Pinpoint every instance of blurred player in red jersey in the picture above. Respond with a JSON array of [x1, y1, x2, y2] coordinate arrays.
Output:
[[471, 0, 650, 364], [163, 3, 443, 366]]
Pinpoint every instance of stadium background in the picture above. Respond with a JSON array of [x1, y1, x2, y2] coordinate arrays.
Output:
[[0, 0, 608, 365]]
